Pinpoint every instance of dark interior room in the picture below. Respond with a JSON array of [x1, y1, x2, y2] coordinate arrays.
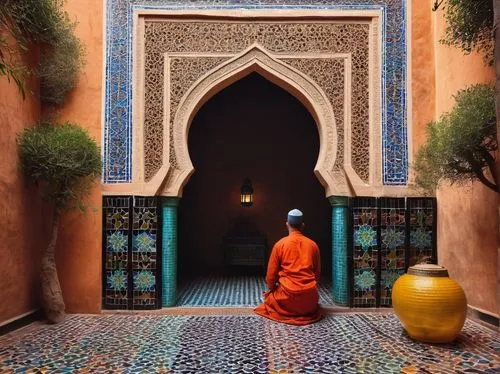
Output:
[[178, 72, 332, 281]]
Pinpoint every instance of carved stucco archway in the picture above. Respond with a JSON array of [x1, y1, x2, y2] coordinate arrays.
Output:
[[98, 11, 406, 198], [159, 44, 342, 197]]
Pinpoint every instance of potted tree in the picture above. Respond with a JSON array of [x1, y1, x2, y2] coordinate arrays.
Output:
[[17, 122, 101, 323]]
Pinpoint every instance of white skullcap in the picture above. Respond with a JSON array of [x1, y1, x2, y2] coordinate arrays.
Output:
[[287, 209, 303, 225]]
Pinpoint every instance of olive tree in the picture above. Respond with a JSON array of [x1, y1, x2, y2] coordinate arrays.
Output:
[[433, 0, 500, 319], [432, 0, 499, 186], [17, 122, 101, 323], [433, 0, 493, 64], [414, 85, 497, 192], [0, 0, 85, 105]]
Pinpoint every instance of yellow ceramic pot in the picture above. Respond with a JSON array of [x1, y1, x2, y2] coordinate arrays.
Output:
[[392, 264, 467, 343]]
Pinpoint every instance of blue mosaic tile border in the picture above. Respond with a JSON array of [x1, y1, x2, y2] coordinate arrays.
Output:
[[104, 0, 408, 185]]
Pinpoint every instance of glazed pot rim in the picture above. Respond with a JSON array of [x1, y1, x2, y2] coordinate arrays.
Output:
[[407, 264, 449, 277]]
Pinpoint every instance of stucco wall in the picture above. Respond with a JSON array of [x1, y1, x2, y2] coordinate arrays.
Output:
[[54, 0, 103, 314], [0, 45, 45, 324], [430, 5, 498, 316], [411, 0, 436, 156], [0, 1, 103, 320]]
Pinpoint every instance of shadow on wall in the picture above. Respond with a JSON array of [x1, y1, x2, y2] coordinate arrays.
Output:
[[178, 72, 331, 278]]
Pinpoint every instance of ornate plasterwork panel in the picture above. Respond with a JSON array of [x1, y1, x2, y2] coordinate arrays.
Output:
[[282, 58, 345, 171], [163, 45, 342, 196], [285, 49, 371, 183], [137, 18, 375, 196], [144, 55, 230, 178], [144, 20, 370, 183], [103, 1, 409, 188]]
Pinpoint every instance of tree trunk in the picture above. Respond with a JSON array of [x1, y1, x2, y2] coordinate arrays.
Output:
[[41, 209, 65, 323], [494, 0, 500, 325]]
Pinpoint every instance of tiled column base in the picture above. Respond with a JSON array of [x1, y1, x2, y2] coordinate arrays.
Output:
[[161, 197, 180, 307], [330, 196, 349, 306]]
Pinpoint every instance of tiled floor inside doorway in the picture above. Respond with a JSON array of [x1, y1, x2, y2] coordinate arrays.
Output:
[[176, 276, 335, 307]]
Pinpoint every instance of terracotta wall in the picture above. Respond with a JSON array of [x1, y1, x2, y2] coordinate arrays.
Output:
[[178, 73, 331, 277], [411, 0, 436, 155], [53, 0, 103, 314], [428, 4, 498, 315], [0, 43, 45, 323], [0, 0, 103, 320]]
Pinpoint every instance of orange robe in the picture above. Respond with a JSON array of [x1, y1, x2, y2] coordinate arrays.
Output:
[[254, 230, 322, 325]]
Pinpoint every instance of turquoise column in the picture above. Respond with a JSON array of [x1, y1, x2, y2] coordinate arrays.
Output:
[[329, 196, 349, 306], [161, 197, 179, 307]]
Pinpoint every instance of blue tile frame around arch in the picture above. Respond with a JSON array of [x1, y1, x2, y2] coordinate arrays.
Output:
[[103, 0, 408, 186]]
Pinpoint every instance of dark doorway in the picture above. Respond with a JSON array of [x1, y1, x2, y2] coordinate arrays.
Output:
[[177, 72, 331, 303]]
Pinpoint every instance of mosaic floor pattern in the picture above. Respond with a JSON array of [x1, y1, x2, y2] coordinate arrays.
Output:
[[1, 313, 498, 373], [177, 276, 335, 306]]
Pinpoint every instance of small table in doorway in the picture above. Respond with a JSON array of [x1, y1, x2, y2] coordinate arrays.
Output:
[[224, 235, 267, 272]]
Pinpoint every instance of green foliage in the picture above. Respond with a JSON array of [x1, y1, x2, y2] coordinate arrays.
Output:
[[414, 84, 497, 192], [434, 0, 494, 65], [0, 0, 85, 104], [0, 0, 64, 45], [17, 122, 102, 210], [0, 35, 25, 98], [39, 21, 85, 105]]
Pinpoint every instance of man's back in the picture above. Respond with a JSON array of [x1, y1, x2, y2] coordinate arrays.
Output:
[[266, 231, 321, 293]]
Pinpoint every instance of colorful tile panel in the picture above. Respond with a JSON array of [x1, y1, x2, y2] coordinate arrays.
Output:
[[103, 197, 131, 308], [379, 198, 406, 307], [1, 314, 498, 372], [407, 197, 436, 266], [351, 197, 378, 307], [348, 197, 437, 308], [103, 0, 408, 185], [132, 197, 159, 308], [103, 196, 161, 309]]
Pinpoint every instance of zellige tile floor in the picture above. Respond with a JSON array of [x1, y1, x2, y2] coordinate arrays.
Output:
[[0, 313, 499, 373]]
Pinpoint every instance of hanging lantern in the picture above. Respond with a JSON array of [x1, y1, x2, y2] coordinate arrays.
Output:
[[240, 178, 253, 207]]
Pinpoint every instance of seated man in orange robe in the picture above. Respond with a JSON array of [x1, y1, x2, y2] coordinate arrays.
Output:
[[254, 209, 322, 325]]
